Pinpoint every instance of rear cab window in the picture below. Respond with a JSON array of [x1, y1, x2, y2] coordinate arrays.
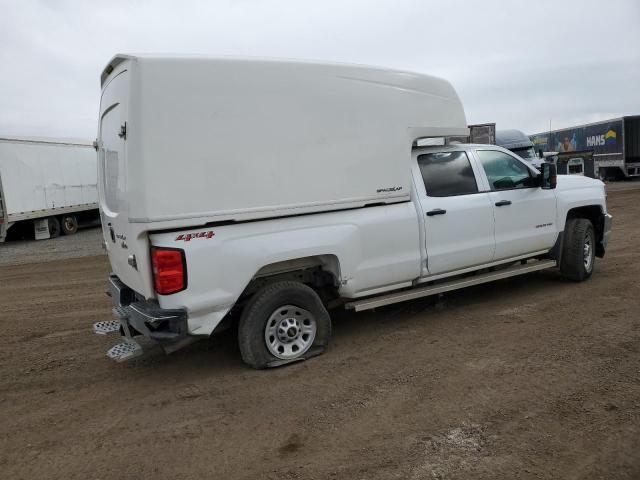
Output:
[[417, 151, 479, 197]]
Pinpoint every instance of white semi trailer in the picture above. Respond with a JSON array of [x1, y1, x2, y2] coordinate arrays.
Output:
[[0, 136, 99, 242]]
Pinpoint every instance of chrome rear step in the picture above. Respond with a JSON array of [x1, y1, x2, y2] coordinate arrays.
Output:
[[106, 340, 143, 362], [346, 259, 557, 312], [93, 320, 121, 335]]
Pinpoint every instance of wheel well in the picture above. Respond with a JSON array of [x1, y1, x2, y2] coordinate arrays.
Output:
[[239, 255, 341, 305], [566, 205, 605, 256], [599, 166, 626, 181]]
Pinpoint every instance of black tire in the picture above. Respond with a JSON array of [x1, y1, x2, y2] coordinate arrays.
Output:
[[47, 217, 61, 238], [61, 215, 78, 235], [238, 281, 331, 369], [597, 168, 607, 182], [560, 218, 595, 282]]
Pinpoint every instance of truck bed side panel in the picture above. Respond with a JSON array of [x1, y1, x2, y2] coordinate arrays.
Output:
[[149, 202, 421, 336]]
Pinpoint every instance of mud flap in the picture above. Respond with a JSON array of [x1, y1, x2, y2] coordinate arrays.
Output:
[[34, 218, 50, 240]]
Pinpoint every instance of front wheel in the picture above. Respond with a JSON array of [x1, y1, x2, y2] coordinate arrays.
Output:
[[238, 281, 331, 369], [560, 218, 595, 282]]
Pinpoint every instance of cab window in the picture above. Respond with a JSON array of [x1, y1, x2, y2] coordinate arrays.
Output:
[[417, 151, 479, 197], [476, 150, 536, 190]]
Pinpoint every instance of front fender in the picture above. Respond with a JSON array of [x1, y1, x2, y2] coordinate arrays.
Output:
[[555, 177, 607, 232]]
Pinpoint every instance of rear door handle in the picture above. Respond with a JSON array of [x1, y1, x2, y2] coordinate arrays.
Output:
[[495, 200, 512, 207], [426, 208, 447, 216]]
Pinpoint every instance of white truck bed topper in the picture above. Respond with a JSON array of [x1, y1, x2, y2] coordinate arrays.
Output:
[[99, 54, 468, 225]]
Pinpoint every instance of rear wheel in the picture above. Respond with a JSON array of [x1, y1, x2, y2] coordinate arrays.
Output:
[[61, 215, 78, 235], [238, 281, 331, 369], [560, 218, 595, 282], [47, 217, 61, 238]]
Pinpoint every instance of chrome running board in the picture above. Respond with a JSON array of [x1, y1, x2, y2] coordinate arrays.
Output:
[[345, 259, 557, 312]]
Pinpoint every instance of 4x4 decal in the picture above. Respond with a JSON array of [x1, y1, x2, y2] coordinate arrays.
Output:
[[175, 231, 215, 241]]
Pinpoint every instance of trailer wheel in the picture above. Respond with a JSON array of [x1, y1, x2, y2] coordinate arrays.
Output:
[[238, 281, 331, 369], [47, 217, 61, 238], [560, 218, 595, 282], [61, 215, 78, 235], [597, 168, 607, 181]]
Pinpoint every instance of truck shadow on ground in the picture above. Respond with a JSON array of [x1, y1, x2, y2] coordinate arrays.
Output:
[[115, 268, 564, 381]]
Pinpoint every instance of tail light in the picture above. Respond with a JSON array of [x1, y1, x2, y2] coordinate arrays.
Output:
[[151, 247, 187, 295]]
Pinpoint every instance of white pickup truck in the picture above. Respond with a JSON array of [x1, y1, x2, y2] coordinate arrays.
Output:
[[93, 55, 612, 368]]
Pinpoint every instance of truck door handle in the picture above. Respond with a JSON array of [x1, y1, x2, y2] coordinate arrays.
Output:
[[426, 208, 447, 216], [495, 200, 512, 207]]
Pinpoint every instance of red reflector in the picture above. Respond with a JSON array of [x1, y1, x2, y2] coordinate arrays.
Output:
[[151, 247, 186, 295]]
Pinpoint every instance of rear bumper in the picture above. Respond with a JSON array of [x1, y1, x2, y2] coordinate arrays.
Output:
[[107, 275, 188, 343]]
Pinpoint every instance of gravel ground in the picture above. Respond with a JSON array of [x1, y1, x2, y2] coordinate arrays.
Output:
[[0, 227, 104, 266], [0, 186, 639, 479]]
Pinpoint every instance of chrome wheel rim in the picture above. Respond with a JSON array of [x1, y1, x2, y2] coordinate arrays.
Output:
[[583, 236, 593, 272], [264, 305, 316, 360], [64, 218, 75, 231]]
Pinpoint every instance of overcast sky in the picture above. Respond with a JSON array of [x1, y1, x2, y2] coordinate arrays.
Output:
[[1, 0, 639, 139]]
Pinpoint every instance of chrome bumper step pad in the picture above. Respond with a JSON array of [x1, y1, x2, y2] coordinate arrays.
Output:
[[93, 320, 121, 335], [95, 304, 144, 362], [106, 340, 143, 362]]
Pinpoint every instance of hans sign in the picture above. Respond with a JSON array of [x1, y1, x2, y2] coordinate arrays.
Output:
[[586, 129, 617, 147]]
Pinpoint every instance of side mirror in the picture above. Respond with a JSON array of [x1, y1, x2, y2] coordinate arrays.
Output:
[[539, 162, 557, 189]]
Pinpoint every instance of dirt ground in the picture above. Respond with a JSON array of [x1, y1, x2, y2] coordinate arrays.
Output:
[[1, 185, 639, 480]]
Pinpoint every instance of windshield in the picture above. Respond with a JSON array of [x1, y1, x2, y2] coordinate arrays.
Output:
[[512, 146, 537, 160]]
